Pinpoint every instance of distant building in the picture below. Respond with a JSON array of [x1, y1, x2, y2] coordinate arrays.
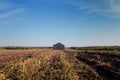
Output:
[[53, 43, 65, 50]]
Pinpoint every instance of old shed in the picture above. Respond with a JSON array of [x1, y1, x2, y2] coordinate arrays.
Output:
[[53, 43, 65, 50]]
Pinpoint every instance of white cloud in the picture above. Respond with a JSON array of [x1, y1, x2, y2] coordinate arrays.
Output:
[[0, 8, 25, 19], [109, 0, 120, 13], [0, 0, 27, 25], [73, 0, 120, 19]]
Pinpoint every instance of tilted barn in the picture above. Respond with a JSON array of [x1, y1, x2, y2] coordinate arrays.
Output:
[[53, 43, 65, 50]]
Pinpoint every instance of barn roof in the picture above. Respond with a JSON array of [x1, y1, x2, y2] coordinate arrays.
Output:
[[54, 43, 64, 46]]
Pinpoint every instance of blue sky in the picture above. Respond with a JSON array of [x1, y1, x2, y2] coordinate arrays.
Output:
[[0, 0, 120, 47]]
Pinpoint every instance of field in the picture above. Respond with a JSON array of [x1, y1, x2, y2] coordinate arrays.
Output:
[[0, 47, 120, 80]]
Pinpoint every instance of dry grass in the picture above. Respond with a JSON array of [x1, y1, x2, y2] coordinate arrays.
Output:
[[0, 49, 80, 80]]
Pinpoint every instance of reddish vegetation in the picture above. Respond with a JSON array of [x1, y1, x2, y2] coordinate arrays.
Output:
[[0, 51, 33, 69], [0, 49, 66, 69]]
